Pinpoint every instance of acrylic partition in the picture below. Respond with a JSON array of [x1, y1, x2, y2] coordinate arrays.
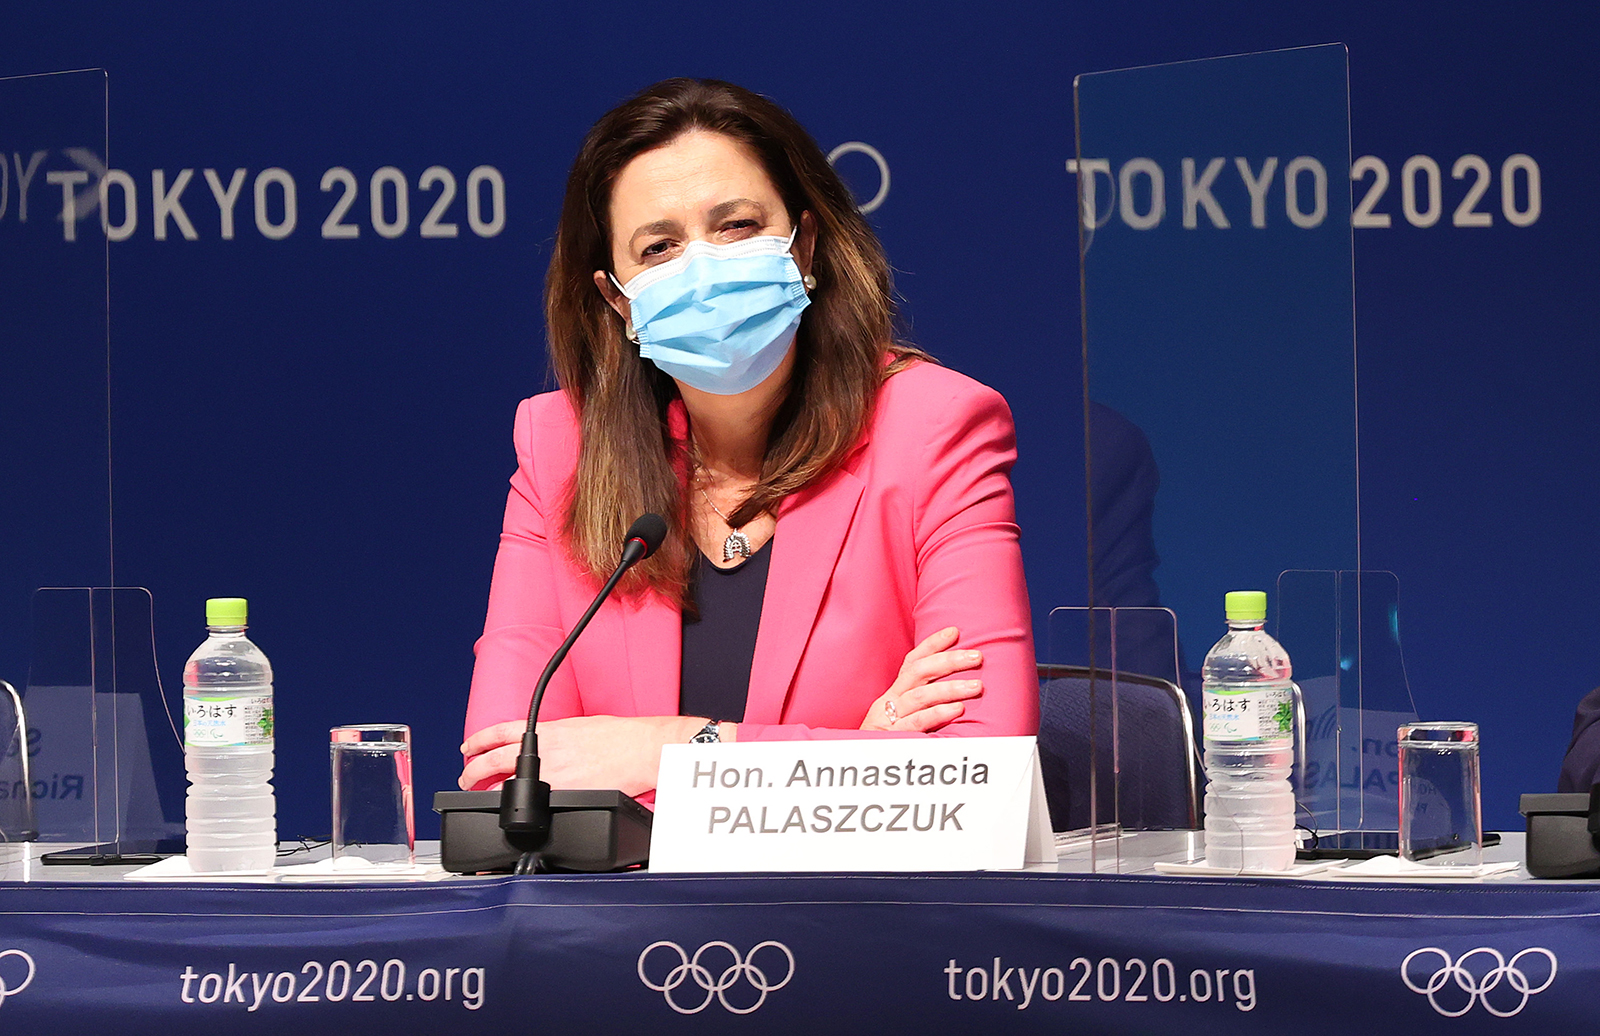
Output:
[[1043, 607, 1199, 870], [25, 588, 186, 844], [0, 70, 111, 841], [0, 72, 182, 846], [1277, 570, 1419, 833], [1073, 45, 1364, 867], [0, 679, 36, 841]]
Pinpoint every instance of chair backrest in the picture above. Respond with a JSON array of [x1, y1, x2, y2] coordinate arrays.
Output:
[[1036, 664, 1200, 832]]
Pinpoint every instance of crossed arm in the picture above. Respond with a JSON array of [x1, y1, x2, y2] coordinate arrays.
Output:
[[458, 626, 988, 793]]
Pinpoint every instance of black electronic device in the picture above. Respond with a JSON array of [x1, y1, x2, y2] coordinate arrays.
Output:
[[434, 790, 652, 873], [1296, 829, 1500, 861], [1521, 791, 1600, 878], [41, 838, 187, 866], [443, 513, 668, 875]]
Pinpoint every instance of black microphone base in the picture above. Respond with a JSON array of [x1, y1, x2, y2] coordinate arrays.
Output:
[[433, 790, 652, 874]]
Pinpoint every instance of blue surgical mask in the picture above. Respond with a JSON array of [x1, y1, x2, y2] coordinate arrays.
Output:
[[612, 230, 810, 395]]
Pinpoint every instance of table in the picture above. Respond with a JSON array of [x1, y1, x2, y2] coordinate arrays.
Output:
[[0, 832, 1592, 1034]]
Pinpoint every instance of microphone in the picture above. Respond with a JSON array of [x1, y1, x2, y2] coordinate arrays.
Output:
[[498, 513, 667, 873]]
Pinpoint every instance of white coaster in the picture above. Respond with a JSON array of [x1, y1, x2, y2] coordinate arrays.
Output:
[[124, 854, 276, 882], [1153, 859, 1337, 877]]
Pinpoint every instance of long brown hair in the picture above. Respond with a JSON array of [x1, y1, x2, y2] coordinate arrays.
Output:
[[546, 78, 927, 604]]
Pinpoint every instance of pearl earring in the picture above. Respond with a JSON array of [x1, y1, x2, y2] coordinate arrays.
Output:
[[803, 273, 817, 291]]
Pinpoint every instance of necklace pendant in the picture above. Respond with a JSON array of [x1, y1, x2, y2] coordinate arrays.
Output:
[[722, 530, 752, 562]]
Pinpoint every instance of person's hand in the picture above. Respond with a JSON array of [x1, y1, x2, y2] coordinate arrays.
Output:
[[532, 715, 704, 795], [460, 715, 706, 795], [860, 626, 984, 732], [458, 720, 525, 791]]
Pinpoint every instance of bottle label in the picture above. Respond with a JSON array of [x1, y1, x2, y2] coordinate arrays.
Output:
[[1203, 682, 1294, 742], [184, 694, 274, 747]]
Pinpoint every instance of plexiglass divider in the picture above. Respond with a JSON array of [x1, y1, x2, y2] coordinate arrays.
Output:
[[1044, 607, 1197, 872], [1076, 45, 1361, 870], [25, 588, 185, 844], [1, 71, 168, 845], [1277, 570, 1418, 834], [0, 680, 37, 841]]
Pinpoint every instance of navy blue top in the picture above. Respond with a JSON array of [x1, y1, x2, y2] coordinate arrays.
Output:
[[679, 538, 773, 724], [1559, 685, 1600, 792]]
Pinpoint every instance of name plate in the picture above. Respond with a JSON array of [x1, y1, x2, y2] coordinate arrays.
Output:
[[650, 735, 1052, 873]]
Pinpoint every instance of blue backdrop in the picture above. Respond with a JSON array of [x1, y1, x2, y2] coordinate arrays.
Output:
[[2, 1, 1596, 837]]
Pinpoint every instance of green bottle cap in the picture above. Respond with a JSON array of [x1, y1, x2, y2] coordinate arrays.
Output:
[[206, 597, 248, 626], [1224, 590, 1267, 622]]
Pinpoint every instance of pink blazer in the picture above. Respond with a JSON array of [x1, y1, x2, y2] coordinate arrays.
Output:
[[463, 360, 1038, 766]]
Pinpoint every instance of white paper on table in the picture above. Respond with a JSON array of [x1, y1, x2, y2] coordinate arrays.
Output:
[[124, 853, 450, 883], [1330, 855, 1521, 881], [1153, 859, 1337, 878], [275, 859, 449, 882]]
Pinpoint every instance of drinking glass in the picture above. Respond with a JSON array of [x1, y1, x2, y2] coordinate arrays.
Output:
[[1398, 722, 1481, 868], [330, 724, 414, 867]]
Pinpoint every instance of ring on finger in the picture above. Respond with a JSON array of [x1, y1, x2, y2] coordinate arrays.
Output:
[[884, 699, 898, 724]]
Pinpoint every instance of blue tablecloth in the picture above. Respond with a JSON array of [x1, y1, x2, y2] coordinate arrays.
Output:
[[0, 862, 1592, 1034]]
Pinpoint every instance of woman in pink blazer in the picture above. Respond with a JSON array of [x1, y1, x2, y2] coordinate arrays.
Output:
[[460, 79, 1037, 799]]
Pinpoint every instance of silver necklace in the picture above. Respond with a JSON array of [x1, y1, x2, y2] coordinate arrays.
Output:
[[700, 486, 753, 562]]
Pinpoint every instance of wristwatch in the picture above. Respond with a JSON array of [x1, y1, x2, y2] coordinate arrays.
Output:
[[690, 720, 721, 744]]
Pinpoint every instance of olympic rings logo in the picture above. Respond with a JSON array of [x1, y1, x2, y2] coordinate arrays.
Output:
[[826, 142, 890, 214], [1401, 947, 1557, 1018], [637, 940, 795, 1015], [0, 950, 36, 1007]]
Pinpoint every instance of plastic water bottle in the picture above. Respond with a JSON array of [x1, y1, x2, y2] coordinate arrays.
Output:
[[1202, 590, 1296, 870], [183, 597, 276, 872]]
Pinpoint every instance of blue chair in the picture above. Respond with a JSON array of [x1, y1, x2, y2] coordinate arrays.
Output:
[[1037, 665, 1200, 832]]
